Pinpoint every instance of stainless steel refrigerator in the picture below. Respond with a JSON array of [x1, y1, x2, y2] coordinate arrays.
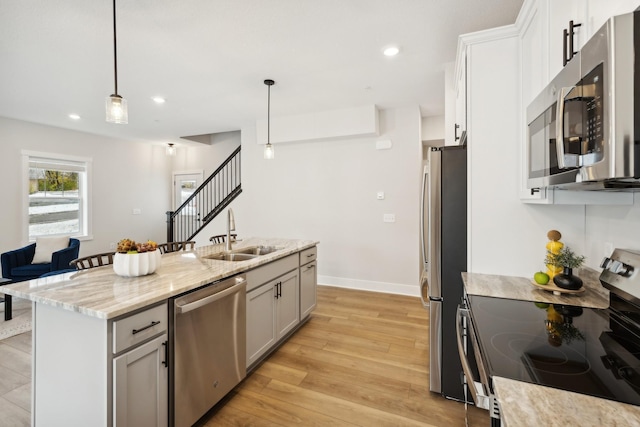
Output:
[[420, 144, 467, 401]]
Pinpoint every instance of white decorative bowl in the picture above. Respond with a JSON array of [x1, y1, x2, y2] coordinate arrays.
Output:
[[113, 251, 161, 277]]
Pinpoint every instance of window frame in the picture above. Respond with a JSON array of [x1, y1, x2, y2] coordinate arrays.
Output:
[[22, 150, 93, 242]]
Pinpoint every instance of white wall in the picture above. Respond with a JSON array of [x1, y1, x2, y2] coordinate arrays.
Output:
[[232, 106, 423, 295], [584, 199, 640, 269], [467, 34, 587, 277], [0, 117, 172, 257], [421, 115, 445, 141]]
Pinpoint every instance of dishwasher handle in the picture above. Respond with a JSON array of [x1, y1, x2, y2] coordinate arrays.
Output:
[[176, 277, 246, 314]]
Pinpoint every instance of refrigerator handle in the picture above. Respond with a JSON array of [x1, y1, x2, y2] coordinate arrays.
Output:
[[420, 165, 429, 269]]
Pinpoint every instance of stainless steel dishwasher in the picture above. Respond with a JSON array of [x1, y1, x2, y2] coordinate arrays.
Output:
[[170, 274, 246, 427]]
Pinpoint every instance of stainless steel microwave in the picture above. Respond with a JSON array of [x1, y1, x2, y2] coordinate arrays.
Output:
[[526, 10, 640, 190]]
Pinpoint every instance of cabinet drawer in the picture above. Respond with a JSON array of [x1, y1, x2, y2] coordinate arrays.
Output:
[[300, 246, 317, 265], [113, 302, 168, 354], [246, 254, 298, 292]]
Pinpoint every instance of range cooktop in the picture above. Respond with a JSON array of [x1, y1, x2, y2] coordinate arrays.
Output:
[[467, 294, 640, 406]]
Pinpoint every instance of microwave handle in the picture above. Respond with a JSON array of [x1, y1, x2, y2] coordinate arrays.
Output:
[[555, 86, 573, 169], [456, 306, 490, 410]]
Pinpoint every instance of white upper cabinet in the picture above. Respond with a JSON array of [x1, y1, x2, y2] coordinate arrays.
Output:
[[546, 0, 639, 80], [547, 0, 585, 79], [454, 54, 467, 144], [586, 0, 639, 43]]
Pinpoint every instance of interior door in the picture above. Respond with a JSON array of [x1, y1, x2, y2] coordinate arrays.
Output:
[[173, 172, 202, 211]]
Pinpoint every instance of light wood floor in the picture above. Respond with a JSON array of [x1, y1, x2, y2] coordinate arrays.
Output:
[[0, 287, 489, 426], [198, 286, 489, 426]]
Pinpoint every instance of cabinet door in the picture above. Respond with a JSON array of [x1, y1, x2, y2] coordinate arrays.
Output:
[[454, 54, 467, 142], [547, 0, 585, 79], [587, 0, 638, 38], [300, 261, 317, 320], [521, 5, 546, 106], [113, 334, 168, 427], [276, 270, 300, 339], [246, 281, 277, 367]]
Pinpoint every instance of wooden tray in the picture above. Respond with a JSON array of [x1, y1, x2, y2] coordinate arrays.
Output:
[[531, 280, 585, 296]]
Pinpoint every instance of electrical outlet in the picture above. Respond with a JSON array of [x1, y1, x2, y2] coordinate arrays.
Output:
[[383, 214, 395, 223], [132, 208, 142, 215], [377, 191, 385, 200]]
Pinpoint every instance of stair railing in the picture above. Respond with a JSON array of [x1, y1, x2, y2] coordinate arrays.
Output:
[[166, 146, 241, 242]]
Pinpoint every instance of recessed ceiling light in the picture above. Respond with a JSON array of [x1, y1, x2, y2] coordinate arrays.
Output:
[[152, 96, 166, 104], [68, 114, 81, 120], [383, 46, 400, 57]]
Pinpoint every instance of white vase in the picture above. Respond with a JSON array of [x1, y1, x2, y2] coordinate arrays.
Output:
[[113, 251, 161, 277]]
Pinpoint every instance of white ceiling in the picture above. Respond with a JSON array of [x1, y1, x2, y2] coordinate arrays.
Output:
[[0, 0, 523, 145]]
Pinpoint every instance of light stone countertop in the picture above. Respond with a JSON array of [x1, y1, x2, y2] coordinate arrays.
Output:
[[493, 377, 640, 427], [462, 267, 609, 309], [2, 237, 317, 320]]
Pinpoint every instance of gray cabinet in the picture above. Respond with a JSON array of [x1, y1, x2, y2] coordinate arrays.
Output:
[[33, 301, 168, 427], [113, 334, 168, 427], [299, 246, 317, 320], [112, 303, 168, 427], [247, 269, 299, 367]]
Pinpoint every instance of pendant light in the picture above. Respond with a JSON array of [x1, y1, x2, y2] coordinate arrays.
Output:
[[106, 0, 128, 124], [263, 79, 275, 159], [166, 143, 176, 156]]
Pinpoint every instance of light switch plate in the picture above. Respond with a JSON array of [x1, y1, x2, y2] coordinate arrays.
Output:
[[377, 191, 385, 200], [383, 214, 395, 223]]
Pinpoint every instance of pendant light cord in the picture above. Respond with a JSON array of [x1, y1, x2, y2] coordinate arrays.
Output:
[[267, 83, 270, 144], [112, 0, 119, 95]]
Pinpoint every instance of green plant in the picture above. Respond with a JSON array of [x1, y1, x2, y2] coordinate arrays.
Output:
[[545, 246, 586, 269]]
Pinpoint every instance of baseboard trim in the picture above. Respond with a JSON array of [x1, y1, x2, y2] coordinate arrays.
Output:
[[317, 275, 419, 297]]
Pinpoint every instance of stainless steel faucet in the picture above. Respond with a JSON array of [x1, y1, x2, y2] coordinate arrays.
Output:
[[226, 208, 236, 251]]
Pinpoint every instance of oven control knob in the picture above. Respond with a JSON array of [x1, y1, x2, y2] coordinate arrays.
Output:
[[609, 260, 633, 277]]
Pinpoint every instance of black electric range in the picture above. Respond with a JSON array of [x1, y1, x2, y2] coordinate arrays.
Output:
[[463, 248, 640, 423], [467, 293, 640, 406]]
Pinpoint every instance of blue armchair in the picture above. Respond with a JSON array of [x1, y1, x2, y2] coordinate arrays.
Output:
[[1, 238, 80, 282]]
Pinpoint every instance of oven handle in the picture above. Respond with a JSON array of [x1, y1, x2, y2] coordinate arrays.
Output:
[[555, 86, 574, 169], [456, 305, 490, 410]]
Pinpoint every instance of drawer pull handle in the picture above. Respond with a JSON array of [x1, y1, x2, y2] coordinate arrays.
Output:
[[307, 254, 314, 257], [132, 320, 160, 335], [306, 265, 314, 270], [162, 341, 168, 367]]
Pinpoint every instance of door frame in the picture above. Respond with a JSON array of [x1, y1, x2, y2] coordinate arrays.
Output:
[[172, 170, 204, 210]]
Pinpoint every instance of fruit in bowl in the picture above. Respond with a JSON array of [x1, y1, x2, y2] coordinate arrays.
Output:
[[114, 238, 160, 277], [534, 271, 550, 285], [116, 238, 158, 253]]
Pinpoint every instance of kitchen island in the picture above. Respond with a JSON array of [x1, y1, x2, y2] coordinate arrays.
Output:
[[2, 237, 318, 427], [463, 270, 640, 426]]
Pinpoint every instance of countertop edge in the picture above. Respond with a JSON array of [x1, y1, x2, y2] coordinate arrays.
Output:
[[493, 376, 640, 427]]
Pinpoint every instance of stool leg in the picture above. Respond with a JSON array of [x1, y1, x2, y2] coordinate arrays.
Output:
[[4, 295, 12, 321]]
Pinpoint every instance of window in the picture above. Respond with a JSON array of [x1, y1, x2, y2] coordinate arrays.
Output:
[[23, 152, 92, 240]]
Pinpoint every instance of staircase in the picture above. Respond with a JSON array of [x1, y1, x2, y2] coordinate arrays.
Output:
[[166, 146, 241, 242]]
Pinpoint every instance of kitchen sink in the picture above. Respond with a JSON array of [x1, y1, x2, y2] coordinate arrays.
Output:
[[205, 253, 258, 262], [232, 245, 281, 256], [204, 245, 282, 262]]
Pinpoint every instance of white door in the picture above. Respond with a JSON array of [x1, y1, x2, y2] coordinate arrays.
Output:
[[173, 172, 203, 213]]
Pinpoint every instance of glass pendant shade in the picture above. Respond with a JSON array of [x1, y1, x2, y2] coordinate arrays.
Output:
[[264, 142, 275, 159], [106, 94, 128, 124], [166, 143, 176, 156]]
